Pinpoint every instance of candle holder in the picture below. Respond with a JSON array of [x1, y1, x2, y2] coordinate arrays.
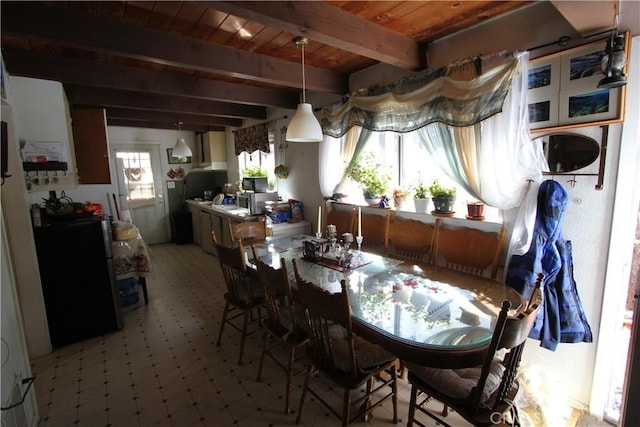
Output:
[[356, 235, 363, 252], [315, 232, 323, 240]]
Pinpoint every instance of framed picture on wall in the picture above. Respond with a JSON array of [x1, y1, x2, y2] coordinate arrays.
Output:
[[528, 31, 629, 133], [167, 148, 191, 164], [559, 86, 619, 125], [528, 92, 560, 130], [528, 56, 560, 93], [561, 39, 608, 90]]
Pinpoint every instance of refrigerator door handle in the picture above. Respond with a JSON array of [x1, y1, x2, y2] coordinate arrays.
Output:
[[101, 219, 114, 258]]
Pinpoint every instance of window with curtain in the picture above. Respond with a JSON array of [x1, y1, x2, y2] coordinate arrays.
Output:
[[319, 51, 547, 258], [235, 123, 276, 189], [339, 130, 475, 209], [237, 136, 275, 189]]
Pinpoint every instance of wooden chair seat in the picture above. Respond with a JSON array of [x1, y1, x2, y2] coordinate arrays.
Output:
[[213, 231, 263, 365], [292, 258, 398, 426], [251, 246, 309, 414], [406, 274, 543, 427]]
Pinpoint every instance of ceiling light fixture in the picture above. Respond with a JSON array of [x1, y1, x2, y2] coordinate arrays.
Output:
[[598, 0, 627, 89], [285, 37, 323, 143], [172, 121, 192, 157]]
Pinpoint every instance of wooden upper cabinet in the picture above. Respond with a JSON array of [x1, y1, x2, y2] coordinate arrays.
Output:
[[71, 107, 111, 184]]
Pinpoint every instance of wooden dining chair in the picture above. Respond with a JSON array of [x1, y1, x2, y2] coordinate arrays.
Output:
[[292, 258, 398, 426], [325, 205, 356, 236], [433, 225, 507, 279], [228, 217, 269, 246], [359, 212, 391, 254], [405, 274, 543, 427], [250, 245, 308, 414], [386, 216, 440, 264], [212, 231, 263, 365]]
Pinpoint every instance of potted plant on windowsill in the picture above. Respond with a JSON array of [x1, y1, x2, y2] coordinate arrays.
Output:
[[429, 179, 457, 214], [392, 187, 411, 210], [346, 152, 391, 205], [412, 182, 430, 213]]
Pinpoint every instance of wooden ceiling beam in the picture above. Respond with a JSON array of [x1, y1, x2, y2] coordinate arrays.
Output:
[[64, 85, 266, 121], [1, 2, 348, 94], [1, 48, 299, 109], [203, 1, 427, 70], [105, 108, 242, 128], [106, 118, 219, 133]]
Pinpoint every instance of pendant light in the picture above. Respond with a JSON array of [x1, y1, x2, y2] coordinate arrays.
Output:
[[286, 37, 323, 143], [172, 121, 192, 158], [598, 0, 627, 89]]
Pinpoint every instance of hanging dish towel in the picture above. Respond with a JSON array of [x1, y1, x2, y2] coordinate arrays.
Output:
[[506, 179, 593, 351]]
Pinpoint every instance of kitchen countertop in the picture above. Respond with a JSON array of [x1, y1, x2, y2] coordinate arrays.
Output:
[[186, 199, 252, 220]]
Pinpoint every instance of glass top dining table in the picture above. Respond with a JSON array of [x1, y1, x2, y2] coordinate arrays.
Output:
[[246, 234, 526, 368]]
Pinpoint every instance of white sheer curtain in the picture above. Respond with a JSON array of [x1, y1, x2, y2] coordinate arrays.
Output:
[[318, 125, 366, 198], [415, 52, 546, 257]]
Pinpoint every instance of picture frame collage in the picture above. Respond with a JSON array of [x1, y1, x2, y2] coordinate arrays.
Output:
[[528, 31, 629, 132]]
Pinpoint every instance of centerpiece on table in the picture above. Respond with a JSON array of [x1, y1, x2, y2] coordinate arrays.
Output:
[[346, 152, 392, 205]]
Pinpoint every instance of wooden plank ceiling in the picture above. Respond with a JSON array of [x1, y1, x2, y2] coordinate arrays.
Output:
[[1, 1, 530, 131]]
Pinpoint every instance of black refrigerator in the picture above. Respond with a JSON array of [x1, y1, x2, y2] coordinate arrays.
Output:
[[33, 216, 123, 347]]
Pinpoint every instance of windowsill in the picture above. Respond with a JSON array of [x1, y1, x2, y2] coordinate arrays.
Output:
[[330, 200, 504, 225]]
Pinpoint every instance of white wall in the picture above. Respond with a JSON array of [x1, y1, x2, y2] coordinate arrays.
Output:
[[1, 212, 39, 426]]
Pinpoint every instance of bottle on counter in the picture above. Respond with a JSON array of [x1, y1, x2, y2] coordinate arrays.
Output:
[[31, 203, 42, 227]]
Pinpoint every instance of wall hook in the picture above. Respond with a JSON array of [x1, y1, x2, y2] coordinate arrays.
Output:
[[567, 176, 577, 188]]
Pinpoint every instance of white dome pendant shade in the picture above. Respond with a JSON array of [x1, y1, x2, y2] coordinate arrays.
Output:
[[172, 138, 192, 158], [286, 103, 323, 142], [286, 37, 323, 143]]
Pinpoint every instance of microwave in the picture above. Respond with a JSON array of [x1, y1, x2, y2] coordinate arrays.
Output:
[[242, 177, 268, 193], [237, 191, 278, 215]]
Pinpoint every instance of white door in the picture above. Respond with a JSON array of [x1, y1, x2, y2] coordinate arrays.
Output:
[[112, 144, 168, 244]]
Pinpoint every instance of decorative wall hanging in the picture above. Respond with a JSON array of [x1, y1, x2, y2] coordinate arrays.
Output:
[[167, 148, 191, 164], [528, 31, 629, 133]]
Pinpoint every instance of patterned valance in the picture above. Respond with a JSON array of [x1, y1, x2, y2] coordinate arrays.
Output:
[[234, 122, 270, 155], [319, 52, 520, 138]]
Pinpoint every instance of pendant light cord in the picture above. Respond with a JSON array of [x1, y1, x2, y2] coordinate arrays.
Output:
[[301, 42, 306, 104]]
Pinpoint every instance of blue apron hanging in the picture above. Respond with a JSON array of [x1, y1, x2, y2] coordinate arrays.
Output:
[[506, 180, 593, 351]]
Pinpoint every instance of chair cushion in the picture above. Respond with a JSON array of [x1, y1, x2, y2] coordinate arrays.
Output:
[[406, 359, 505, 404], [329, 325, 396, 372], [228, 277, 264, 306]]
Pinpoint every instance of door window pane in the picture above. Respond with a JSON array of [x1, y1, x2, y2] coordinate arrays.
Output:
[[116, 151, 155, 204]]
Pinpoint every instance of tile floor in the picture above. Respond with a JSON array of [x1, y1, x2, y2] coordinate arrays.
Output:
[[30, 243, 481, 426]]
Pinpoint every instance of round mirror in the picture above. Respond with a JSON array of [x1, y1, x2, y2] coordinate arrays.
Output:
[[538, 133, 600, 173]]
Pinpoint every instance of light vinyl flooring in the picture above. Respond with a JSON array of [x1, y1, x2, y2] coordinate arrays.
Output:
[[31, 242, 475, 426]]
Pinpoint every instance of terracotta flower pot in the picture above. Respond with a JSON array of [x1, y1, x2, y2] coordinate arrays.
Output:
[[467, 202, 486, 218]]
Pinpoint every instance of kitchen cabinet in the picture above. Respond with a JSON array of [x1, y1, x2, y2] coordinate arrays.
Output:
[[189, 204, 202, 245], [71, 107, 111, 184], [200, 211, 217, 255], [197, 131, 227, 168]]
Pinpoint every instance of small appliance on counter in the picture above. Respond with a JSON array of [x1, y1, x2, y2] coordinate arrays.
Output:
[[242, 177, 268, 193], [237, 191, 278, 215]]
